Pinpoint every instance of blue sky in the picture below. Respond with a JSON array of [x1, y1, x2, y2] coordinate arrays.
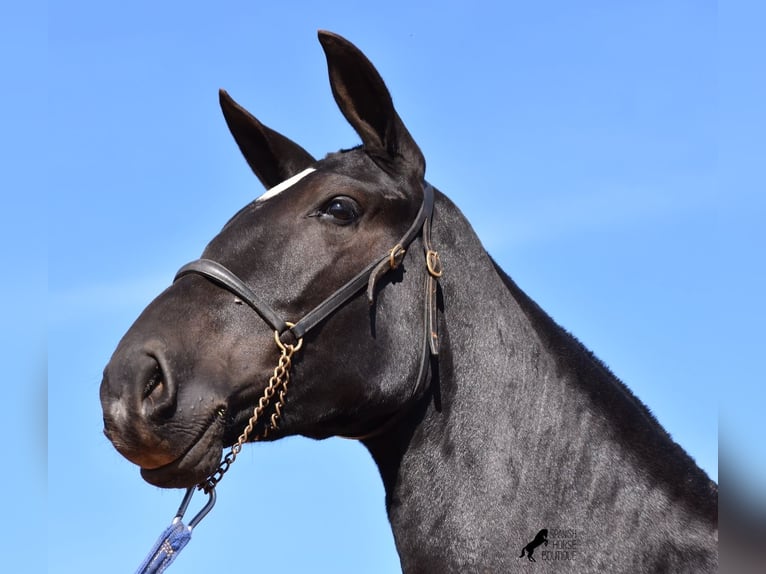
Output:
[[15, 0, 760, 572]]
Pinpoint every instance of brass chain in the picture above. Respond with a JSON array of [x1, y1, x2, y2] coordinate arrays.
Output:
[[199, 328, 303, 493]]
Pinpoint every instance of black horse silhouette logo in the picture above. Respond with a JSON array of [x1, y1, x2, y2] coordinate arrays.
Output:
[[519, 528, 549, 562]]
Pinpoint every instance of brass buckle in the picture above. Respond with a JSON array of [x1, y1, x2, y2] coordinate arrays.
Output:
[[426, 250, 443, 278], [388, 244, 406, 269]]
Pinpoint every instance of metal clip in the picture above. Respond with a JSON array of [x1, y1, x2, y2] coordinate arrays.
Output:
[[173, 486, 217, 531]]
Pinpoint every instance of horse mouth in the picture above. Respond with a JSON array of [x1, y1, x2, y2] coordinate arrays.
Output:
[[140, 414, 226, 489], [137, 391, 288, 488]]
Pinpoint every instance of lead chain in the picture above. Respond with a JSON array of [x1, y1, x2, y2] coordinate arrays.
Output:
[[199, 330, 303, 493]]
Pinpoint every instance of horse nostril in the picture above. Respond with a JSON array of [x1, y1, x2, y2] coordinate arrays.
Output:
[[142, 363, 164, 400], [142, 355, 177, 420]]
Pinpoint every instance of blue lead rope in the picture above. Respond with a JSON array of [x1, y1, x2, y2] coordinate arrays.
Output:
[[135, 487, 216, 574], [135, 521, 192, 574]]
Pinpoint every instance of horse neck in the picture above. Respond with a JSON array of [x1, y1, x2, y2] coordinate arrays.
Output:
[[364, 193, 717, 573]]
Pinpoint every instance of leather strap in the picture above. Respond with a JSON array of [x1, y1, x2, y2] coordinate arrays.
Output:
[[365, 182, 435, 305], [175, 183, 439, 349], [421, 195, 441, 355], [175, 259, 288, 334], [173, 182, 442, 439]]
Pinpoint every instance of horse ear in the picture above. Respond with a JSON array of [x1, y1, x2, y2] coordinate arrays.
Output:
[[317, 31, 425, 180], [219, 89, 316, 189]]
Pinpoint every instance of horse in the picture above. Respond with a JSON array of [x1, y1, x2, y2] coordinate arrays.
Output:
[[520, 529, 549, 562], [100, 31, 718, 572]]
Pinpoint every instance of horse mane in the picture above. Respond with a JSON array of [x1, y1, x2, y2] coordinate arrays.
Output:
[[487, 254, 718, 521], [487, 254, 657, 421]]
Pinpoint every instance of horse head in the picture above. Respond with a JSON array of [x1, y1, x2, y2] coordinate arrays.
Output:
[[100, 31, 435, 488]]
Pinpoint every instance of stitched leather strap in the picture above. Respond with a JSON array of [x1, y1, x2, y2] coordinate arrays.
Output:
[[365, 183, 435, 304], [175, 183, 439, 348], [421, 195, 441, 355], [173, 181, 442, 441], [175, 259, 289, 335]]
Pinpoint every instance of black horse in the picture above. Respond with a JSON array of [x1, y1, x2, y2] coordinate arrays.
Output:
[[520, 529, 549, 562], [100, 31, 718, 572]]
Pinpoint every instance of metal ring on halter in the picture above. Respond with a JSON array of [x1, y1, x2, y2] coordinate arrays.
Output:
[[275, 321, 304, 352]]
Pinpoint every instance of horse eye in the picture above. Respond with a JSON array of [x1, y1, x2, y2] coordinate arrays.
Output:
[[322, 196, 359, 224]]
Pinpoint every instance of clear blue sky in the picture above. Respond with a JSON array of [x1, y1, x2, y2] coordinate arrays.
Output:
[[9, 0, 759, 572]]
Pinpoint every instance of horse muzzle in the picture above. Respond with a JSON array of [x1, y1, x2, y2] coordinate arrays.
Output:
[[100, 339, 228, 487]]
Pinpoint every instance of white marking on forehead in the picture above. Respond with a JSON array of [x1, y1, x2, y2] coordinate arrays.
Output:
[[255, 167, 317, 202]]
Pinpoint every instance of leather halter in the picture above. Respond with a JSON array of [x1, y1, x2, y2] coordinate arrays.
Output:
[[173, 180, 442, 439]]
